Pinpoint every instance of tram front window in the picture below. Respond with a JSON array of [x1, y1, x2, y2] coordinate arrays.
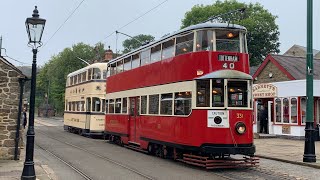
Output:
[[196, 80, 210, 107], [212, 79, 224, 107], [216, 30, 240, 52], [227, 81, 248, 107]]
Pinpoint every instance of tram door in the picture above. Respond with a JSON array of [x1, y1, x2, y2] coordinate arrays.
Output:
[[129, 97, 140, 143], [85, 97, 91, 130]]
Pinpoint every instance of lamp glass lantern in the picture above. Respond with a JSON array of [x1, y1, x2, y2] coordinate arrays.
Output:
[[25, 6, 46, 45]]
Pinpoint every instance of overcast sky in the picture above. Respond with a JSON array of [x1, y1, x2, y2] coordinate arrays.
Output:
[[1, 0, 319, 66]]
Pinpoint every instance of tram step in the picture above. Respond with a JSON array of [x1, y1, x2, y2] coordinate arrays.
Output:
[[124, 145, 148, 154]]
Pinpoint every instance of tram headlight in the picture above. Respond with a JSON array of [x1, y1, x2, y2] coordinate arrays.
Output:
[[214, 116, 222, 124], [235, 122, 246, 134]]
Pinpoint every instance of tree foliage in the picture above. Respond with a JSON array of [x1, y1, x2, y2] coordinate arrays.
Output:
[[122, 34, 155, 54], [181, 0, 280, 66], [36, 42, 105, 114]]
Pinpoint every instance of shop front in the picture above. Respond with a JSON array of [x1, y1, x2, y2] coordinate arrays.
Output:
[[253, 80, 320, 138]]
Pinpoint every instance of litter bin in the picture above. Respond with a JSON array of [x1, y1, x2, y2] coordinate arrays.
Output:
[[315, 124, 320, 141]]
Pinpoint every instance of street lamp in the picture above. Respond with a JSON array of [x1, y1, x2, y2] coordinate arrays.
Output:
[[22, 6, 46, 180]]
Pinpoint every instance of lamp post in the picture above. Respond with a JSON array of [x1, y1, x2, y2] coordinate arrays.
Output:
[[303, 0, 316, 163], [22, 6, 46, 180]]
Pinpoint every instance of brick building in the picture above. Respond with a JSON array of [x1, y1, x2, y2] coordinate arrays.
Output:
[[252, 54, 320, 138], [0, 56, 26, 160]]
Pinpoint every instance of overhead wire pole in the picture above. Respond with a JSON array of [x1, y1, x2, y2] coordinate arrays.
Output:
[[303, 0, 316, 163]]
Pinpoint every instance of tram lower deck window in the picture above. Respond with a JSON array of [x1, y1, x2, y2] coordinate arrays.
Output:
[[196, 80, 210, 107], [227, 81, 247, 107]]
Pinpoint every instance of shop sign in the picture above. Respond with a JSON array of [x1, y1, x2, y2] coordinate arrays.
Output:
[[253, 83, 278, 98], [282, 125, 291, 134]]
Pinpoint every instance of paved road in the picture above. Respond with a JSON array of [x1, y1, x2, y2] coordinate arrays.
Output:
[[34, 117, 319, 180]]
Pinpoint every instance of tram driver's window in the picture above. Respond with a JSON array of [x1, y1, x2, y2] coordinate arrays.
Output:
[[216, 30, 240, 52], [227, 81, 247, 107], [196, 80, 210, 107], [212, 79, 224, 107], [196, 30, 213, 51]]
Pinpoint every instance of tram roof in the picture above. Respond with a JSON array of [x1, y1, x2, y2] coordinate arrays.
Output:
[[67, 62, 108, 77], [109, 22, 246, 64], [196, 70, 252, 80]]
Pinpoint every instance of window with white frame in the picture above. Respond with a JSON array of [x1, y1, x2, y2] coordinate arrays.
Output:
[[141, 96, 147, 114], [301, 97, 306, 124], [291, 98, 298, 123], [275, 98, 281, 123], [283, 98, 289, 123]]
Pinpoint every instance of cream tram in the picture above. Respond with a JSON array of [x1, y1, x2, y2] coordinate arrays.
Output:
[[64, 63, 108, 136]]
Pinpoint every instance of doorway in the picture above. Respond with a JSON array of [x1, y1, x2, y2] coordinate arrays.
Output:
[[129, 97, 140, 143]]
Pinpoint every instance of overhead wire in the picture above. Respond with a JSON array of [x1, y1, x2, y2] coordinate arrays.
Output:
[[1, 48, 31, 65], [42, 0, 86, 48], [101, 0, 169, 42]]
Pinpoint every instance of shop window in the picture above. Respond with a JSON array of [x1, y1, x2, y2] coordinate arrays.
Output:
[[151, 44, 161, 63], [141, 96, 147, 114], [176, 32, 194, 56], [131, 54, 140, 69], [115, 98, 121, 113], [160, 93, 173, 115], [196, 30, 213, 51], [174, 92, 191, 115], [227, 81, 248, 107], [196, 80, 210, 107], [301, 97, 306, 124], [122, 98, 128, 114], [291, 98, 298, 123], [162, 39, 175, 60], [109, 99, 115, 113], [141, 49, 151, 66], [275, 98, 281, 122], [212, 79, 224, 107], [283, 98, 289, 123], [149, 95, 159, 114], [216, 30, 240, 52]]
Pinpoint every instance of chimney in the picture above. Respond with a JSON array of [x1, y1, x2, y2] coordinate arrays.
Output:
[[104, 46, 113, 62]]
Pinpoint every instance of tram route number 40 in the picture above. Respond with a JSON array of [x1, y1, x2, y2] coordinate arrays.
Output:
[[222, 62, 235, 69]]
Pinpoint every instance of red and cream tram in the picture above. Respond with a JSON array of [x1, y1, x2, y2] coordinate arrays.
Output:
[[105, 22, 257, 168]]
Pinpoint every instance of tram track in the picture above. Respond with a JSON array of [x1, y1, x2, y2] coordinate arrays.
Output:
[[36, 129, 156, 180]]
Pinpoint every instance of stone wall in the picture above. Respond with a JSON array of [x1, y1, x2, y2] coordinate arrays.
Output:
[[254, 61, 290, 84], [0, 59, 23, 160]]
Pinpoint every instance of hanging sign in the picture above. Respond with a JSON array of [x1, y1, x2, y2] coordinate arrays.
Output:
[[253, 83, 278, 98]]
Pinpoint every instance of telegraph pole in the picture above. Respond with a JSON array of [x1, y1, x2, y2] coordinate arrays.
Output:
[[303, 0, 316, 163]]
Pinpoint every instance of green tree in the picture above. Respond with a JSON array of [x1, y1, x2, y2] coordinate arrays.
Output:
[[37, 42, 105, 115], [122, 34, 155, 54], [181, 0, 280, 66]]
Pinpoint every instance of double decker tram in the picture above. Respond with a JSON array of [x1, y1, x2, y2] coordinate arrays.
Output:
[[64, 63, 108, 136], [105, 22, 258, 168]]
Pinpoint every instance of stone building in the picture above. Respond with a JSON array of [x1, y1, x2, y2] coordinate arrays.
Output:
[[284, 44, 320, 59], [252, 54, 320, 138], [0, 56, 27, 160]]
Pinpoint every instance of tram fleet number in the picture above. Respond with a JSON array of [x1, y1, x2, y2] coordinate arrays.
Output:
[[218, 54, 239, 69]]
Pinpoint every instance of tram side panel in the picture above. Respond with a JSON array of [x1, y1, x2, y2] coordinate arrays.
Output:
[[64, 113, 86, 129]]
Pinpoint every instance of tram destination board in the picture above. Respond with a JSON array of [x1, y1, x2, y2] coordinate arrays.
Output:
[[218, 54, 239, 62]]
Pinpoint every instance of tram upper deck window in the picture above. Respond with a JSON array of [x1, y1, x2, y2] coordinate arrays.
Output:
[[70, 77, 73, 86], [78, 74, 82, 83], [196, 30, 213, 51], [176, 32, 194, 56], [123, 57, 131, 72], [74, 75, 78, 84], [82, 71, 87, 82], [116, 60, 124, 74], [141, 49, 151, 66], [162, 38, 175, 60], [227, 81, 248, 107], [216, 30, 240, 52], [196, 80, 210, 107], [88, 69, 92, 80], [102, 70, 107, 79], [212, 79, 224, 107], [131, 54, 140, 69], [93, 68, 101, 79], [151, 44, 161, 63], [110, 63, 117, 76]]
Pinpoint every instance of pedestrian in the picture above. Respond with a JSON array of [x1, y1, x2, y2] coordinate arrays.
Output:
[[23, 107, 27, 129], [259, 105, 268, 133]]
